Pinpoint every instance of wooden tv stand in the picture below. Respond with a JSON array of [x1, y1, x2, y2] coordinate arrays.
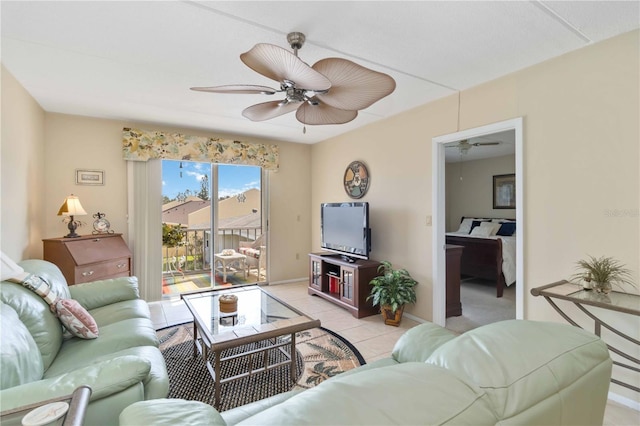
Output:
[[308, 253, 381, 318]]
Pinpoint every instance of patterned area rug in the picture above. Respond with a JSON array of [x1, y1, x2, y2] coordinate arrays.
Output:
[[158, 324, 365, 411]]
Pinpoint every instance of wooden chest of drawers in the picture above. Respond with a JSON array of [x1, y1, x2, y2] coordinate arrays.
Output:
[[43, 233, 132, 285]]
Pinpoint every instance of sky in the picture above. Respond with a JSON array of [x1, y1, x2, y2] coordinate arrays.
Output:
[[162, 160, 261, 200]]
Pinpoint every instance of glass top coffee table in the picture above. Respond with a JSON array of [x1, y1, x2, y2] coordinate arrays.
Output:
[[181, 285, 320, 408]]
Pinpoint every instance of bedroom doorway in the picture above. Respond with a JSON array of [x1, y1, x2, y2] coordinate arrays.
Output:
[[432, 118, 524, 328]]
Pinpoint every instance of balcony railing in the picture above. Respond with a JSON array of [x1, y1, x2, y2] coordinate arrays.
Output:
[[162, 226, 262, 275]]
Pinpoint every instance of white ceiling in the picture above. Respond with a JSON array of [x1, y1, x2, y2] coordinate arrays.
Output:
[[2, 1, 639, 144], [445, 130, 516, 163]]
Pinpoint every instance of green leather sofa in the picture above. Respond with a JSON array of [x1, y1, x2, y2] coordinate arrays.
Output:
[[0, 260, 169, 426], [121, 320, 612, 425]]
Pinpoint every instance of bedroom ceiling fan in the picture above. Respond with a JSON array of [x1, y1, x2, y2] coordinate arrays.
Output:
[[446, 139, 501, 154], [190, 32, 396, 128]]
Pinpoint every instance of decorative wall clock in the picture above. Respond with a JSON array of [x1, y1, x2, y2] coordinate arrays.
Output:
[[343, 161, 370, 199]]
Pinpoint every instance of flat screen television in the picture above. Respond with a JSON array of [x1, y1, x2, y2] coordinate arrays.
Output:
[[321, 202, 371, 261]]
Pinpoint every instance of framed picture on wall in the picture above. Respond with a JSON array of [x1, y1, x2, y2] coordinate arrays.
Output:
[[493, 174, 515, 209], [76, 169, 104, 185]]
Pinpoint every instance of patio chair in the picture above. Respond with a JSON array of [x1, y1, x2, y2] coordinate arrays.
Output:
[[238, 235, 266, 279]]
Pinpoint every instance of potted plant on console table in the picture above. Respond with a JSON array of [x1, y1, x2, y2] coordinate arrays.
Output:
[[571, 255, 635, 294], [368, 261, 418, 326]]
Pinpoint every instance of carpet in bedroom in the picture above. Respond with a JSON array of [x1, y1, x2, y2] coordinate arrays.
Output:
[[445, 277, 516, 334]]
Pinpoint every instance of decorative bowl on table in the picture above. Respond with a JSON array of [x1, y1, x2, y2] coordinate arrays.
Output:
[[219, 294, 238, 313]]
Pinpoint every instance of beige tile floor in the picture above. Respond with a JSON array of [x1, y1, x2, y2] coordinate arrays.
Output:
[[149, 281, 639, 425]]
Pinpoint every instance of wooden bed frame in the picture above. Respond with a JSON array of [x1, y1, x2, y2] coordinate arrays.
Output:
[[446, 217, 514, 298]]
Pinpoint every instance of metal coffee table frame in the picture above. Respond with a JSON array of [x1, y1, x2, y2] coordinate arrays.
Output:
[[182, 286, 320, 408]]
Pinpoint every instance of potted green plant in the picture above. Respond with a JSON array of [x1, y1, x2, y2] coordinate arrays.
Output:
[[368, 261, 418, 326], [571, 255, 635, 294]]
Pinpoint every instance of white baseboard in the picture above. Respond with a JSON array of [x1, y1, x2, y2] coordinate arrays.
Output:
[[267, 277, 307, 285], [608, 391, 640, 411], [403, 312, 427, 324]]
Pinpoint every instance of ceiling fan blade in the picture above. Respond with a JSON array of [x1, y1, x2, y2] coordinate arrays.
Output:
[[473, 141, 501, 146], [240, 43, 331, 91], [312, 58, 396, 111], [296, 103, 358, 125], [242, 100, 299, 122], [190, 84, 277, 95]]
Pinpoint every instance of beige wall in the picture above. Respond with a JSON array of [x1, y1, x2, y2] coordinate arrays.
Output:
[[1, 108, 312, 283], [1, 66, 46, 260], [312, 30, 639, 401], [445, 154, 516, 231]]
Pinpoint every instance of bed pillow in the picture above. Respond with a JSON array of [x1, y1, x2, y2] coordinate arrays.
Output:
[[469, 220, 488, 234], [456, 218, 475, 234], [496, 222, 516, 236], [471, 222, 500, 237]]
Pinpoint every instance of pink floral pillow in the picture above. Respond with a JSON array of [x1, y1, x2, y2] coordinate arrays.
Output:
[[55, 299, 99, 339]]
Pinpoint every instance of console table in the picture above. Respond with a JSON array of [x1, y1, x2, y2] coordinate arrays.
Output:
[[531, 280, 640, 392]]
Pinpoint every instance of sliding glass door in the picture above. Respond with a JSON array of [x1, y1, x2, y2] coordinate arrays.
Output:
[[160, 160, 266, 296]]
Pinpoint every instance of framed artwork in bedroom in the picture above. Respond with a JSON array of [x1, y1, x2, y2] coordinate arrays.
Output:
[[493, 174, 516, 209]]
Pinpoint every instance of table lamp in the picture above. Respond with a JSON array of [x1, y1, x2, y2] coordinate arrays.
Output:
[[57, 194, 87, 238]]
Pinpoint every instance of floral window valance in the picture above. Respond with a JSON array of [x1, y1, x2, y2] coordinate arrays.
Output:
[[122, 128, 279, 171]]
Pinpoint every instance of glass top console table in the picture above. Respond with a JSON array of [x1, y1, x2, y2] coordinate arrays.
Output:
[[531, 280, 640, 393]]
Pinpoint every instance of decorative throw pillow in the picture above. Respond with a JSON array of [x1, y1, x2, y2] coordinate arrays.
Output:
[[496, 222, 516, 236], [55, 299, 99, 339], [13, 273, 99, 339], [13, 274, 59, 307]]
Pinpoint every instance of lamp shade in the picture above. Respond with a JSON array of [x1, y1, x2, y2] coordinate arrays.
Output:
[[57, 195, 87, 216], [1, 251, 27, 281]]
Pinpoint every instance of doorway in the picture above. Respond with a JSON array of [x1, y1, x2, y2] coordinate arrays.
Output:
[[432, 118, 524, 327], [160, 161, 266, 297]]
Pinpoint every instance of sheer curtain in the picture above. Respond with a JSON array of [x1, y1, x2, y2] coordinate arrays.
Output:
[[127, 160, 163, 302]]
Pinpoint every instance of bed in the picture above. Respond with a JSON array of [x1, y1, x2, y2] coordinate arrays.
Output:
[[445, 217, 516, 298]]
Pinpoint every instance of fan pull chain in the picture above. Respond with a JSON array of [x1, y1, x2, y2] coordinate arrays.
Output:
[[303, 106, 306, 134]]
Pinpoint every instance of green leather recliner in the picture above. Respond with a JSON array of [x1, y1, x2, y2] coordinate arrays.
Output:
[[0, 260, 169, 426], [121, 319, 612, 425]]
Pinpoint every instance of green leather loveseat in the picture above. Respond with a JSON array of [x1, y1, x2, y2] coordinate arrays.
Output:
[[0, 259, 169, 426], [121, 319, 612, 425]]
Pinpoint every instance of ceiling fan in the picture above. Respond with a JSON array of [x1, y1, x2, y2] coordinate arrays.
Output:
[[446, 139, 500, 154], [191, 32, 396, 126]]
